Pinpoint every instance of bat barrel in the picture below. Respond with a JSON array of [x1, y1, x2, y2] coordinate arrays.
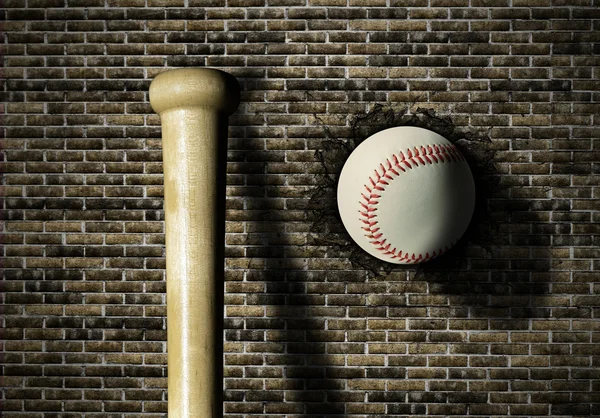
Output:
[[149, 68, 240, 418]]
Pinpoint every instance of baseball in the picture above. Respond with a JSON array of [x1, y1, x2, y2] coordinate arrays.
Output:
[[337, 126, 476, 264]]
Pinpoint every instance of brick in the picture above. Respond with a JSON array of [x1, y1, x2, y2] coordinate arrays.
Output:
[[2, 3, 598, 414]]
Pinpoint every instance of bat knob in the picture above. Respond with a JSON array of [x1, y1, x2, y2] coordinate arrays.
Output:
[[149, 67, 241, 115]]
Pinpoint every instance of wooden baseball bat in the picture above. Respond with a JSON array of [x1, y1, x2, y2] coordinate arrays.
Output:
[[149, 68, 240, 418]]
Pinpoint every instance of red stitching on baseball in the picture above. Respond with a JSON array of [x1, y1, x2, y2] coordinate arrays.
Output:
[[359, 143, 464, 263]]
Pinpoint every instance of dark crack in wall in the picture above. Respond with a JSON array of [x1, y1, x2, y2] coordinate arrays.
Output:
[[308, 103, 500, 279]]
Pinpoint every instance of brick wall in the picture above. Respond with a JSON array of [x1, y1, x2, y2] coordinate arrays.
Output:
[[2, 1, 600, 416]]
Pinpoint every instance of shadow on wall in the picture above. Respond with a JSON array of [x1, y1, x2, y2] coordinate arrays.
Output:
[[308, 103, 559, 320], [224, 98, 566, 415]]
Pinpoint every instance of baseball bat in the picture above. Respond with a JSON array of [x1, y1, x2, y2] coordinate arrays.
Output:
[[149, 68, 240, 418]]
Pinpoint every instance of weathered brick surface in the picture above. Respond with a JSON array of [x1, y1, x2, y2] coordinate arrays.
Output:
[[2, 2, 600, 417]]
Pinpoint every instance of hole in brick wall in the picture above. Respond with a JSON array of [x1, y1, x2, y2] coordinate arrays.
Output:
[[308, 103, 501, 279]]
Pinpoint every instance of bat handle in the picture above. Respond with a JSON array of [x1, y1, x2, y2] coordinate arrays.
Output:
[[149, 68, 240, 418]]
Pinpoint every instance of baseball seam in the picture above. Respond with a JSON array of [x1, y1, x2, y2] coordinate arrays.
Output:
[[359, 143, 465, 263]]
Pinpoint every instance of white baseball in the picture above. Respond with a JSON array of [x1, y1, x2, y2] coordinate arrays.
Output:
[[337, 126, 476, 264]]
